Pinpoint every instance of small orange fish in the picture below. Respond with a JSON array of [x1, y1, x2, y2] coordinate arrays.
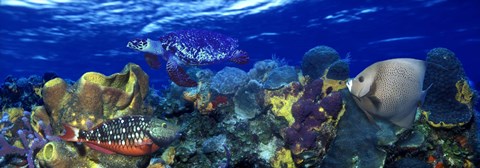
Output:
[[60, 116, 180, 156]]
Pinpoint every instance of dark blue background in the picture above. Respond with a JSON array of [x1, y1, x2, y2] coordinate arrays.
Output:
[[1, 0, 479, 89]]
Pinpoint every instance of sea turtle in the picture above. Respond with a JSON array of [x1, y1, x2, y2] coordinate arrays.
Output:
[[127, 30, 249, 87]]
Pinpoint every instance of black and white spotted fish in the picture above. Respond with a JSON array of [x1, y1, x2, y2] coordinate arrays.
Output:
[[59, 116, 180, 156]]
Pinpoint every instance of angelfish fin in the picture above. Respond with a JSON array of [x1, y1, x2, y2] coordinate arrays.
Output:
[[144, 53, 161, 69], [230, 50, 249, 64], [390, 108, 417, 128], [85, 143, 116, 154], [59, 124, 79, 142], [166, 57, 198, 87], [419, 83, 433, 106], [361, 109, 381, 129]]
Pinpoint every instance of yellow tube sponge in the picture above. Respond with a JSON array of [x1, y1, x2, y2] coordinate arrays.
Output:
[[41, 63, 151, 133], [30, 106, 51, 135], [36, 141, 80, 168]]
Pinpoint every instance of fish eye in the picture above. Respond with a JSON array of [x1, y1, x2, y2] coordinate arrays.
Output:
[[359, 76, 364, 82], [162, 123, 167, 128]]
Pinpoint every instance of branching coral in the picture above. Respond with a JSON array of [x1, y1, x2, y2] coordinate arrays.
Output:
[[0, 109, 57, 168]]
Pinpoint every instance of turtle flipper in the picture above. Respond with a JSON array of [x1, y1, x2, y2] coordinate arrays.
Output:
[[167, 57, 198, 87], [230, 50, 249, 64], [144, 53, 161, 69]]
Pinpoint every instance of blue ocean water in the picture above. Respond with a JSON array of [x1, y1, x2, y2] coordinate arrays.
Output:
[[0, 0, 479, 88]]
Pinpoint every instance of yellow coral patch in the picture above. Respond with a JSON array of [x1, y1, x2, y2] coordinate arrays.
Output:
[[34, 87, 43, 97], [6, 107, 24, 123], [321, 77, 347, 97], [13, 140, 24, 149], [421, 110, 465, 128], [455, 79, 474, 109], [265, 91, 302, 126], [271, 148, 296, 168], [161, 147, 176, 165], [44, 78, 64, 88]]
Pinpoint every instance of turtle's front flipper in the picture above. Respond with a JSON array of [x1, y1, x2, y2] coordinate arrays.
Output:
[[167, 57, 198, 87], [230, 50, 249, 64], [144, 53, 161, 69]]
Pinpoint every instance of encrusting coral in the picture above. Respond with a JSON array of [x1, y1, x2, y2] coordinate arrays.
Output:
[[271, 148, 296, 168]]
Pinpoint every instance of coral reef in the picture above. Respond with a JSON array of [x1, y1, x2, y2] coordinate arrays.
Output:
[[211, 67, 249, 95], [285, 79, 345, 166], [36, 141, 150, 168], [321, 89, 389, 168], [234, 80, 264, 120], [264, 82, 303, 126], [247, 59, 280, 82], [42, 63, 151, 132], [0, 108, 56, 168], [422, 48, 477, 128], [325, 59, 350, 80], [301, 45, 340, 80], [263, 65, 299, 90], [0, 74, 56, 111], [271, 148, 295, 168], [1, 45, 478, 168]]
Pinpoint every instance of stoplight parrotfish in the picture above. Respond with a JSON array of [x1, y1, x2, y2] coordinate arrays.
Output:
[[127, 30, 249, 87], [347, 58, 431, 128], [60, 116, 181, 156]]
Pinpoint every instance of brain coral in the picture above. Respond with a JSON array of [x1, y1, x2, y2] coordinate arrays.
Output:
[[421, 48, 476, 128], [210, 67, 249, 95], [301, 45, 340, 80]]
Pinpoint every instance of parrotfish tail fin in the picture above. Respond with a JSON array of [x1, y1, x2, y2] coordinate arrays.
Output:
[[85, 143, 116, 155], [144, 53, 161, 69], [59, 124, 79, 142], [166, 57, 198, 87], [230, 50, 249, 64]]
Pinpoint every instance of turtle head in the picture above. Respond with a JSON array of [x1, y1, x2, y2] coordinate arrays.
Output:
[[127, 38, 150, 52]]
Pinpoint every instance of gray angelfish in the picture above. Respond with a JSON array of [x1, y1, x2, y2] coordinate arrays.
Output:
[[346, 58, 431, 128]]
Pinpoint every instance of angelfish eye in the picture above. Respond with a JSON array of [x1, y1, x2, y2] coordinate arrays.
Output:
[[162, 123, 167, 128], [358, 76, 364, 82]]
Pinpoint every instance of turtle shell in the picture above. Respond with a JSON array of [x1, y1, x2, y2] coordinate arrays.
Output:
[[159, 30, 240, 65]]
